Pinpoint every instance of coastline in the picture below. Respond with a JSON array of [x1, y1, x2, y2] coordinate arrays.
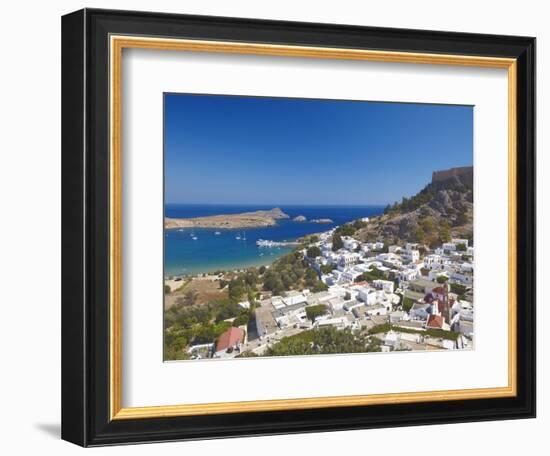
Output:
[[164, 204, 386, 277], [165, 246, 293, 279]]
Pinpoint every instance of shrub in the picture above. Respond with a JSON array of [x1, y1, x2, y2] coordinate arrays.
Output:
[[305, 304, 328, 322], [306, 246, 322, 258]]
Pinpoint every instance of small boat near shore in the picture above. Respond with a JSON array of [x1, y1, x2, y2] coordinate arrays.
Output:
[[256, 239, 300, 248]]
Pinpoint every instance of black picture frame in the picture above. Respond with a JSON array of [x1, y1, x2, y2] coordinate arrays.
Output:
[[62, 8, 536, 447]]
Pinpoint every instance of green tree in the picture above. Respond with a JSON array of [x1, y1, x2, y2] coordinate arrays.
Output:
[[265, 327, 373, 356], [402, 297, 414, 312], [177, 289, 198, 307], [335, 224, 356, 236], [244, 269, 258, 286], [439, 222, 452, 243], [305, 268, 319, 288], [164, 284, 171, 294], [436, 275, 449, 284], [320, 264, 335, 274], [456, 243, 467, 252], [412, 224, 426, 244], [305, 304, 329, 322], [450, 282, 468, 295], [354, 267, 385, 283], [228, 277, 248, 301], [232, 313, 250, 327], [306, 246, 322, 258], [353, 219, 367, 231], [332, 233, 344, 251], [421, 217, 437, 234], [312, 281, 328, 292]]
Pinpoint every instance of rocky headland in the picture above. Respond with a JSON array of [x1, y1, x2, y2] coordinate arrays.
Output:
[[165, 207, 290, 229]]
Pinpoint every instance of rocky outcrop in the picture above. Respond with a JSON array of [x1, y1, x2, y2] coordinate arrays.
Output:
[[355, 167, 473, 245], [293, 215, 307, 222]]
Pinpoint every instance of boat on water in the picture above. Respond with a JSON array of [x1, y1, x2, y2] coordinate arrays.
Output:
[[256, 239, 300, 248], [235, 234, 241, 240], [242, 231, 247, 241], [214, 231, 221, 235]]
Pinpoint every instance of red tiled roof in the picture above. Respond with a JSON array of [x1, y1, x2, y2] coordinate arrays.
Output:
[[216, 327, 245, 353], [432, 286, 446, 295], [426, 314, 444, 329]]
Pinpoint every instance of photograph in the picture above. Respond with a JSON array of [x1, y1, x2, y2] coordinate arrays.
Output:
[[163, 94, 475, 361]]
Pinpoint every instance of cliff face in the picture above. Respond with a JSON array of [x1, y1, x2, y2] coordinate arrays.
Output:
[[356, 167, 473, 246]]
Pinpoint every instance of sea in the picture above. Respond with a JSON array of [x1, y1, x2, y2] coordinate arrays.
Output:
[[164, 204, 385, 277]]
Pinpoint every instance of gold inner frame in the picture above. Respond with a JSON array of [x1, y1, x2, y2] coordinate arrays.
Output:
[[109, 35, 518, 420]]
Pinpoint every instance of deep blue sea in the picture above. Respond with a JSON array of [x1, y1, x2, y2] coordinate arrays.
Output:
[[164, 204, 384, 276]]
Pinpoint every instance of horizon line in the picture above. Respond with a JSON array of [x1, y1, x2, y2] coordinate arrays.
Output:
[[164, 202, 389, 207]]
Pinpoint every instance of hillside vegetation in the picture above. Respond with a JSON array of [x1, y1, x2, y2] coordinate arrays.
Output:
[[356, 166, 473, 247]]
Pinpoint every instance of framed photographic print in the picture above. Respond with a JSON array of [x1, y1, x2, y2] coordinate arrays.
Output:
[[61, 8, 536, 447]]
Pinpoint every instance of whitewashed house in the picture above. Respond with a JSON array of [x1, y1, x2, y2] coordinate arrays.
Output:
[[373, 279, 395, 293]]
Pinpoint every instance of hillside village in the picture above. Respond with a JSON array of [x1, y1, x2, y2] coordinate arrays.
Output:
[[198, 231, 474, 359], [165, 167, 475, 361]]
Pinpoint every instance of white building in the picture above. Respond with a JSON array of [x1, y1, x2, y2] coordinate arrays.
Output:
[[314, 316, 352, 330], [442, 242, 456, 252], [389, 310, 408, 323], [373, 279, 395, 293], [342, 237, 359, 251], [282, 291, 308, 306], [452, 238, 469, 248], [402, 249, 420, 262], [357, 285, 374, 303], [365, 304, 388, 316], [385, 331, 401, 348], [337, 252, 361, 269], [400, 268, 419, 282]]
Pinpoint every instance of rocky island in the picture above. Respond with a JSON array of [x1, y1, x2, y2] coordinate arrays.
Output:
[[165, 207, 290, 229], [293, 215, 307, 222]]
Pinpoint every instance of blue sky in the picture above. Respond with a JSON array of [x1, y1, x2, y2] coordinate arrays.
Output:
[[164, 94, 473, 206]]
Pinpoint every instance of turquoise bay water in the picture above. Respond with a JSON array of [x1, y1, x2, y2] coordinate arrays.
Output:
[[164, 205, 384, 276]]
